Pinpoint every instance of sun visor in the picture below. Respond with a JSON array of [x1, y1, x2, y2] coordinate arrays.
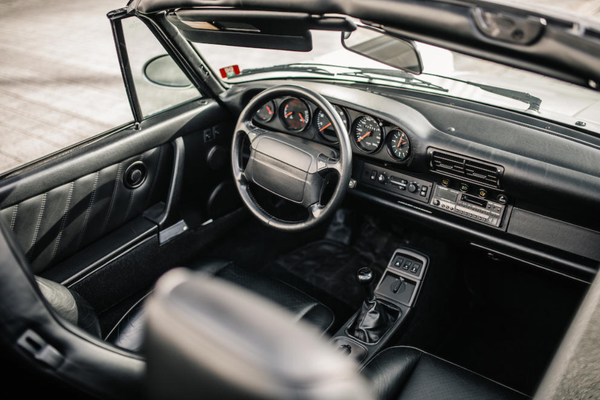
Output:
[[167, 10, 355, 51]]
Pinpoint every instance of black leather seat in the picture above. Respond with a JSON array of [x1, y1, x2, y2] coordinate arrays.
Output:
[[105, 260, 334, 352], [362, 347, 528, 400]]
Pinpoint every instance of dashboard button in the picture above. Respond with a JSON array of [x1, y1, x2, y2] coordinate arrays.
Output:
[[370, 170, 378, 180], [378, 173, 387, 184], [497, 194, 508, 204], [442, 178, 450, 186], [410, 263, 421, 274], [460, 183, 469, 192], [393, 256, 405, 268], [408, 182, 418, 193], [479, 189, 487, 198]]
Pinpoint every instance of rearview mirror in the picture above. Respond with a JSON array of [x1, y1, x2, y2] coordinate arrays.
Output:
[[342, 26, 423, 75], [143, 55, 193, 88]]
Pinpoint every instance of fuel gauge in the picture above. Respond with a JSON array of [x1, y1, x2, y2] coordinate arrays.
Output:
[[254, 100, 276, 123]]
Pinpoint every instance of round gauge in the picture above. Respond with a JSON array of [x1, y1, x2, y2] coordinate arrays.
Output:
[[254, 100, 276, 123], [387, 129, 411, 160], [280, 98, 310, 132], [315, 106, 349, 142], [353, 116, 383, 153]]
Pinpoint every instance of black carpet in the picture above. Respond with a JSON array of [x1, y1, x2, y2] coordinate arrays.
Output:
[[264, 212, 410, 310]]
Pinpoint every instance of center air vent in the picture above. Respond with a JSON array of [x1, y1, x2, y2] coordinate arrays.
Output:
[[429, 149, 504, 188]]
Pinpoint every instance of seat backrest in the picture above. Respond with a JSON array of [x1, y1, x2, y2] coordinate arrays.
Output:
[[535, 262, 600, 399], [144, 268, 374, 400]]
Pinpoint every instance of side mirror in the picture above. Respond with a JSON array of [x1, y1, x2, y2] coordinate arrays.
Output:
[[342, 26, 423, 75], [143, 55, 193, 88]]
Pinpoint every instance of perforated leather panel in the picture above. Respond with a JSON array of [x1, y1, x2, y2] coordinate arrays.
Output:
[[0, 144, 171, 273]]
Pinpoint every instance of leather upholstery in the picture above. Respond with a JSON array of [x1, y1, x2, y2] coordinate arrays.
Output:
[[106, 296, 150, 353], [0, 144, 170, 273], [144, 268, 372, 400], [349, 299, 395, 343], [35, 276, 101, 338], [107, 260, 335, 352], [362, 347, 528, 400], [0, 218, 145, 399], [199, 260, 335, 330]]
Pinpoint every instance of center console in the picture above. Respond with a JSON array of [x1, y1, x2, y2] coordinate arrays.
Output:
[[331, 248, 429, 365], [360, 162, 507, 229]]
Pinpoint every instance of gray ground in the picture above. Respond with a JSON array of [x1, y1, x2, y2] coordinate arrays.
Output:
[[0, 0, 598, 174]]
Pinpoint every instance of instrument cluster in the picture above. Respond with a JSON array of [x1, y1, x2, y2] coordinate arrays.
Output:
[[252, 96, 412, 163]]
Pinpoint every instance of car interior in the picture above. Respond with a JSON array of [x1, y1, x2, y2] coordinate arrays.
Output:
[[1, 0, 600, 399]]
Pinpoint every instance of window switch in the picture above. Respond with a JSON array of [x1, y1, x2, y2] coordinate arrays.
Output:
[[393, 256, 404, 268], [203, 128, 213, 143], [410, 263, 421, 274], [402, 261, 412, 270]]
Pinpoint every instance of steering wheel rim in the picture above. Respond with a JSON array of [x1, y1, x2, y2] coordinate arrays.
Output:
[[231, 85, 352, 232]]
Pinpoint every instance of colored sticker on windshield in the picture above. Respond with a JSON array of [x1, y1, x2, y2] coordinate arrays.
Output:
[[219, 65, 240, 78]]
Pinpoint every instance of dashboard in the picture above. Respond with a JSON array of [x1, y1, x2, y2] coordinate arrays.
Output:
[[224, 80, 600, 282]]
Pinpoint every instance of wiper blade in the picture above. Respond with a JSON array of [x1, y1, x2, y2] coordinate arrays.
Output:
[[233, 63, 448, 92], [337, 68, 448, 92], [233, 63, 335, 78], [424, 73, 542, 112]]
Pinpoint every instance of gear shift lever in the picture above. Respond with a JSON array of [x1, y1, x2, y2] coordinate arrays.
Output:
[[349, 267, 395, 343], [357, 267, 376, 303]]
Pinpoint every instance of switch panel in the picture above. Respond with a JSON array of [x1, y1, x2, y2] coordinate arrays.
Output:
[[361, 163, 433, 204]]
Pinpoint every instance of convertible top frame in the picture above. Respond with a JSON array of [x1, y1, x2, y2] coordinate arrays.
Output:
[[126, 0, 600, 93]]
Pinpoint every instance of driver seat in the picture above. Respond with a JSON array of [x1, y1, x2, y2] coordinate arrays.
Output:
[[39, 259, 334, 352]]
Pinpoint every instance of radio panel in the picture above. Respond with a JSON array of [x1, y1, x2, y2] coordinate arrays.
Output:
[[431, 185, 505, 227]]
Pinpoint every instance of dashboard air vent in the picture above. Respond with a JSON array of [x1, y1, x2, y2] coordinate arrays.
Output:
[[430, 149, 504, 188]]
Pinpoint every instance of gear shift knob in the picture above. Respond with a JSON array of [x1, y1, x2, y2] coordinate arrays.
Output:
[[357, 267, 376, 302]]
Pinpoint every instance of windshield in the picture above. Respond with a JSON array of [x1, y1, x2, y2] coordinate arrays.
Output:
[[193, 30, 600, 134]]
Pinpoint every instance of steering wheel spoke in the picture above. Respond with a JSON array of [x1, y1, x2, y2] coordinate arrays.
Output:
[[308, 203, 325, 221], [235, 120, 273, 145], [318, 154, 343, 175], [234, 169, 249, 186]]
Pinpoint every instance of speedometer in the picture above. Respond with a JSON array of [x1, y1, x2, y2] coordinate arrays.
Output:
[[353, 116, 382, 153]]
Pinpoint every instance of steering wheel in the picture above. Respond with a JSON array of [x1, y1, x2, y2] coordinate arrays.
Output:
[[232, 85, 352, 231]]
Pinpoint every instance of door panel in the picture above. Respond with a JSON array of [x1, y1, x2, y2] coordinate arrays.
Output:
[[0, 144, 171, 273]]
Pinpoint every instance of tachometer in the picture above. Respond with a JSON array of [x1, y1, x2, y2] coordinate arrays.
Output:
[[353, 116, 382, 153], [315, 105, 348, 142], [254, 100, 276, 123], [280, 98, 310, 132], [387, 129, 410, 160]]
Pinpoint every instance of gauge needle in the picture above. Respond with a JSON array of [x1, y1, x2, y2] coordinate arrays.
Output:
[[357, 131, 371, 142], [319, 122, 332, 131], [266, 106, 273, 114], [285, 112, 293, 117], [298, 113, 305, 123]]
